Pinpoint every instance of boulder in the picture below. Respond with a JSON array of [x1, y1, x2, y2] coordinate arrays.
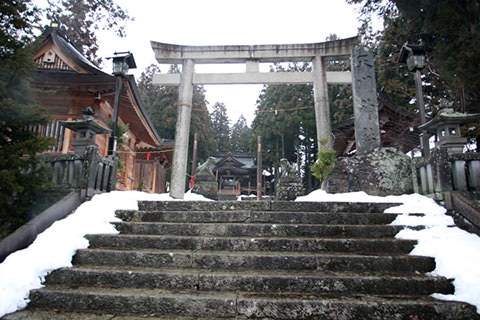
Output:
[[324, 147, 413, 196]]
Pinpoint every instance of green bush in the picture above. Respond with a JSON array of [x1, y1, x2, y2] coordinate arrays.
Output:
[[311, 149, 337, 181]]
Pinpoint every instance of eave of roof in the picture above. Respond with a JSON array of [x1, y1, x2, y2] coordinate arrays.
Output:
[[32, 71, 163, 146]]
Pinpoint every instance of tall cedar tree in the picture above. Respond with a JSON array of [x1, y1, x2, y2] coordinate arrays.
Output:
[[138, 64, 216, 168], [0, 0, 54, 238], [45, 0, 131, 63], [230, 115, 253, 153], [252, 63, 319, 191], [210, 102, 231, 153]]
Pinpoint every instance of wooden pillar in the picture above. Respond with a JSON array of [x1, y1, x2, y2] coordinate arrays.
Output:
[[191, 132, 198, 188], [257, 136, 262, 200]]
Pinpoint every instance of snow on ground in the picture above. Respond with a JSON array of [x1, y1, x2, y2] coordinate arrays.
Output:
[[298, 190, 480, 313], [0, 189, 479, 317], [0, 190, 211, 317]]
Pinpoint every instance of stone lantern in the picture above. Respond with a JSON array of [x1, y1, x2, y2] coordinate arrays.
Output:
[[399, 43, 425, 72], [62, 107, 111, 154], [418, 100, 480, 154]]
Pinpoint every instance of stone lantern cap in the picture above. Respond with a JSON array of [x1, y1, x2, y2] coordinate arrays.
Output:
[[61, 107, 111, 134], [398, 43, 425, 64], [418, 106, 480, 134]]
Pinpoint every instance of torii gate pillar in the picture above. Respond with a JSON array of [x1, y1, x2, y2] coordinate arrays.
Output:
[[170, 59, 195, 198], [313, 55, 332, 149]]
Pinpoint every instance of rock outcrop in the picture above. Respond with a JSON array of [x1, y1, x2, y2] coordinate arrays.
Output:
[[325, 147, 413, 196]]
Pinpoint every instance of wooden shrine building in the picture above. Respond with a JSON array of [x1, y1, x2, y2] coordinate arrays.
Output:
[[31, 26, 173, 193], [212, 153, 260, 198]]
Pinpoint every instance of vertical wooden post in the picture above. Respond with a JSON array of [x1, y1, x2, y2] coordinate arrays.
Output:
[[414, 69, 430, 158], [109, 76, 123, 157], [257, 136, 262, 200], [191, 132, 198, 188]]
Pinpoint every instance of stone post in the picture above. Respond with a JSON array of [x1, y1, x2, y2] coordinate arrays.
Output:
[[312, 55, 332, 150], [435, 148, 454, 193], [170, 59, 195, 199], [452, 160, 468, 191], [107, 155, 118, 193], [351, 46, 381, 154], [468, 160, 480, 190], [81, 144, 100, 199]]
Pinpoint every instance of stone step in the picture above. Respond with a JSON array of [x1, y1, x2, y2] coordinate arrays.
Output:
[[72, 249, 436, 273], [113, 222, 405, 238], [86, 234, 416, 254], [3, 310, 234, 320], [28, 286, 479, 320], [137, 200, 399, 213], [116, 209, 400, 225], [46, 266, 454, 296], [216, 194, 237, 201]]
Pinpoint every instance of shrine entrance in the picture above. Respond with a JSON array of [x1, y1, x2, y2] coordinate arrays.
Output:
[[212, 153, 259, 199], [151, 37, 381, 198]]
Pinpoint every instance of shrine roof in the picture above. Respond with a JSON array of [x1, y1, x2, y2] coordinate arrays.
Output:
[[32, 27, 164, 148], [213, 153, 256, 169]]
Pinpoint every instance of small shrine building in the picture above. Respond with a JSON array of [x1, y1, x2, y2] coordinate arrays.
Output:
[[211, 153, 260, 198]]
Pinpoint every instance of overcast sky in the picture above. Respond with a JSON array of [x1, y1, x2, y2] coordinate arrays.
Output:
[[94, 0, 363, 125]]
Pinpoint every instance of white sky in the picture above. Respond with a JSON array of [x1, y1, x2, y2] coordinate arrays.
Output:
[[94, 0, 363, 125]]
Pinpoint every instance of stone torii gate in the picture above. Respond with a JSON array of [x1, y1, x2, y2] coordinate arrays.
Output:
[[151, 37, 380, 199]]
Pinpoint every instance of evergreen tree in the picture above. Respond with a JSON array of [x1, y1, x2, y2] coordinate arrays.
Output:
[[210, 102, 231, 153], [191, 86, 216, 161], [0, 0, 54, 238], [45, 0, 131, 63], [138, 64, 177, 140], [252, 63, 318, 191], [230, 115, 253, 153], [1, 0, 39, 55], [347, 0, 480, 144], [138, 64, 215, 164]]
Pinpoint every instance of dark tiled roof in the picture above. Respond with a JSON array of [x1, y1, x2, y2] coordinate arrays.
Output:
[[41, 27, 106, 75]]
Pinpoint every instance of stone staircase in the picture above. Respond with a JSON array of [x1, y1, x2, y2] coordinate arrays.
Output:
[[5, 200, 479, 319]]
